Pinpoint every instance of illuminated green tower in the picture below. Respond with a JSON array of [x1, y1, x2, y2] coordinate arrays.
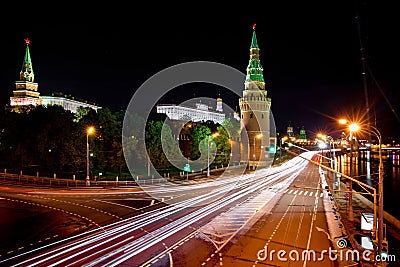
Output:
[[10, 38, 41, 111], [299, 126, 307, 140], [239, 24, 273, 168]]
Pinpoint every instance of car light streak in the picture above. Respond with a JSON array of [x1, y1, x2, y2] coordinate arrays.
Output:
[[4, 152, 317, 267]]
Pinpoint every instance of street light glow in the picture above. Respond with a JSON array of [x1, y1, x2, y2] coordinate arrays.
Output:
[[87, 126, 95, 135], [86, 126, 95, 186], [338, 118, 348, 125], [318, 142, 327, 149], [349, 123, 360, 132], [256, 133, 263, 139]]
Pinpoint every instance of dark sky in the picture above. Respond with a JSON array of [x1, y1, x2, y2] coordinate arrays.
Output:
[[1, 2, 399, 139]]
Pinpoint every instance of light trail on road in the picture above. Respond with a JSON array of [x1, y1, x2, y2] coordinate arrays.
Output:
[[1, 152, 317, 267]]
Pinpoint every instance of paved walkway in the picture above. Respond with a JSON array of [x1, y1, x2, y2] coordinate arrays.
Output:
[[324, 169, 399, 267]]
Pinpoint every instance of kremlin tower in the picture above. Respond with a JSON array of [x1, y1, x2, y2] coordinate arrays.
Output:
[[9, 38, 42, 111], [8, 38, 101, 113], [239, 24, 273, 168]]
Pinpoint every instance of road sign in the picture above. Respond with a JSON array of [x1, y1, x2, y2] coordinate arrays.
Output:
[[183, 163, 191, 172]]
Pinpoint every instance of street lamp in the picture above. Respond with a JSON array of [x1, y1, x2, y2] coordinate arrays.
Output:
[[339, 119, 360, 221], [207, 132, 219, 177], [86, 126, 95, 186], [362, 125, 385, 255], [339, 119, 388, 256], [253, 133, 263, 170], [318, 141, 327, 158], [326, 136, 338, 195], [318, 133, 339, 193]]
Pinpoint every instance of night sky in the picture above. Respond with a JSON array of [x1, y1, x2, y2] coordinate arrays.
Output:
[[1, 2, 399, 139]]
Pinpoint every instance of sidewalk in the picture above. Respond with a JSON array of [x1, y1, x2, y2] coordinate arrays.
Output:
[[324, 170, 399, 267]]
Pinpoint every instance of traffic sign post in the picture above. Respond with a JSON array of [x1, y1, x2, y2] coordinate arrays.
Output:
[[183, 163, 191, 180]]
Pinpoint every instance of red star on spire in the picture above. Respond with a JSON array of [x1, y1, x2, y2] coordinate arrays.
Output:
[[24, 38, 31, 45], [252, 23, 256, 30]]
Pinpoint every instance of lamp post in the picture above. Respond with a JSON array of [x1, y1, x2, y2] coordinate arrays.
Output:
[[318, 134, 338, 194], [367, 125, 384, 255], [327, 136, 338, 194], [316, 133, 326, 164], [86, 126, 95, 186], [318, 141, 327, 164], [253, 133, 263, 170], [207, 133, 219, 177], [339, 119, 360, 222], [339, 120, 387, 258], [187, 156, 189, 180]]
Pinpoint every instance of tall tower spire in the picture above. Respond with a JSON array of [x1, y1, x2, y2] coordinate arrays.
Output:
[[251, 24, 258, 48], [239, 24, 273, 168], [245, 24, 265, 88], [9, 38, 41, 111], [20, 38, 35, 82]]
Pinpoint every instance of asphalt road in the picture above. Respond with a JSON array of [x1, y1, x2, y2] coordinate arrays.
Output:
[[217, 161, 335, 266], [0, 151, 348, 266]]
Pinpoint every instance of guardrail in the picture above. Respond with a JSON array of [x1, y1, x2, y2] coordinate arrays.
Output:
[[0, 171, 143, 189], [0, 162, 247, 189], [0, 169, 220, 189]]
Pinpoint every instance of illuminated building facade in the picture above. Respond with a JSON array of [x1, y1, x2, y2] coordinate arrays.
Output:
[[239, 25, 274, 167], [156, 100, 225, 124], [41, 93, 101, 113], [9, 39, 101, 113]]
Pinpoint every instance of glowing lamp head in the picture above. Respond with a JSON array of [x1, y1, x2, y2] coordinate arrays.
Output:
[[338, 119, 348, 125], [318, 142, 328, 149], [256, 133, 263, 139], [87, 126, 95, 135], [349, 123, 360, 132]]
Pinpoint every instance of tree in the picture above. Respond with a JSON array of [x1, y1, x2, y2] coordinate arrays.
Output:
[[214, 125, 231, 166], [189, 124, 211, 160], [145, 120, 179, 170], [221, 117, 241, 139], [122, 110, 146, 175], [0, 105, 85, 175], [74, 107, 91, 122]]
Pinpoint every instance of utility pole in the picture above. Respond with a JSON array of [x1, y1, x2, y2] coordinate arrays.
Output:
[[348, 131, 354, 221], [356, 12, 372, 145]]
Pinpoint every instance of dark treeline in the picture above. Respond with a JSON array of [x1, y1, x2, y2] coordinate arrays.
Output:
[[0, 106, 237, 180], [0, 105, 129, 179]]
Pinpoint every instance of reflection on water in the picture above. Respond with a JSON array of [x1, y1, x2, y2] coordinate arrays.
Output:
[[335, 150, 400, 220]]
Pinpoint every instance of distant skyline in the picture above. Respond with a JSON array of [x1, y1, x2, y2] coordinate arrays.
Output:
[[1, 2, 399, 138]]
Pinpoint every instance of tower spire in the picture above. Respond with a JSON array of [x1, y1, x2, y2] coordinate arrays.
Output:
[[251, 24, 258, 48], [20, 38, 34, 82], [245, 24, 265, 88], [10, 38, 41, 111]]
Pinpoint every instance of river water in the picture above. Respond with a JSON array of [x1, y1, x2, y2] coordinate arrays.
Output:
[[335, 149, 400, 221]]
